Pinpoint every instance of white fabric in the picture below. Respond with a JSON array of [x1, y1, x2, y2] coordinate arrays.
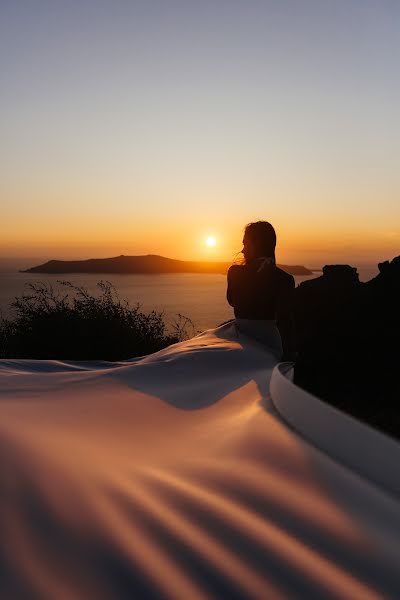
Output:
[[235, 318, 283, 359], [255, 256, 275, 272], [1, 322, 400, 599]]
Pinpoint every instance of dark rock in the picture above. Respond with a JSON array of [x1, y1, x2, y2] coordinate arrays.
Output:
[[294, 264, 361, 351], [294, 257, 400, 439]]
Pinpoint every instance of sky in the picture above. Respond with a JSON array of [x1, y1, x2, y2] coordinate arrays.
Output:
[[1, 0, 399, 267]]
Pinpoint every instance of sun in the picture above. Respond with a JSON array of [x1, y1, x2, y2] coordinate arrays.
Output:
[[205, 236, 217, 247]]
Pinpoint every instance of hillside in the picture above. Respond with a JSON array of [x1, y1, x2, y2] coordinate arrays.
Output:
[[22, 254, 313, 276]]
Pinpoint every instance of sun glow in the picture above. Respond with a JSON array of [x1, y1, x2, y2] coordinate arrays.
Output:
[[205, 236, 217, 248]]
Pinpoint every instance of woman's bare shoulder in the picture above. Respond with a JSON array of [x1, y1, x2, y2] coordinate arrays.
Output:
[[227, 264, 243, 277]]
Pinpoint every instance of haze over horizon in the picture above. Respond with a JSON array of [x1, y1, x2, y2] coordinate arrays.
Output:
[[2, 1, 399, 266]]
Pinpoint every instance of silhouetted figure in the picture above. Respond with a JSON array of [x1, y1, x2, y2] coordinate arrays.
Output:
[[294, 257, 400, 439], [227, 221, 295, 359]]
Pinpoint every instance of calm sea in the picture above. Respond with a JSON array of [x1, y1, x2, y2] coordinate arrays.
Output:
[[0, 268, 379, 332]]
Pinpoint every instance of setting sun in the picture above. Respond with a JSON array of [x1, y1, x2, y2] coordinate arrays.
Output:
[[205, 236, 217, 248]]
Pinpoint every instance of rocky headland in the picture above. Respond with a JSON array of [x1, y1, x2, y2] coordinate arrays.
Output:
[[22, 254, 313, 276]]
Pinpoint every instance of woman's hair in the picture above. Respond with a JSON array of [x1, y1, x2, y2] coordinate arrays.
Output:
[[244, 221, 276, 259]]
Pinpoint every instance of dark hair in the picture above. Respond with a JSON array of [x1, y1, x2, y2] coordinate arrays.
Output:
[[244, 221, 276, 258]]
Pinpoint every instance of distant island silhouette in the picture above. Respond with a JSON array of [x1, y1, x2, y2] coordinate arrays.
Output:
[[22, 254, 313, 276]]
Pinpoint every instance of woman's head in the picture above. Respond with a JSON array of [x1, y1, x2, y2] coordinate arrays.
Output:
[[242, 221, 276, 264]]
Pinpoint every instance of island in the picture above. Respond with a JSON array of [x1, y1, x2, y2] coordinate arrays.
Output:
[[22, 254, 313, 276]]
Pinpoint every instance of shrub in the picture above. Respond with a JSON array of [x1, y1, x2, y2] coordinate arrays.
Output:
[[0, 281, 194, 360]]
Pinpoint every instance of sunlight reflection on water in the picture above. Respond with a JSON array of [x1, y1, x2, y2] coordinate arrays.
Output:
[[0, 269, 379, 331]]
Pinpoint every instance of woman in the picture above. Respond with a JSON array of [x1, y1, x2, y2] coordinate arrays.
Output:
[[227, 221, 296, 360]]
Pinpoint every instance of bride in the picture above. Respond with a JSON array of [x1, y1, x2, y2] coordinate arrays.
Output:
[[227, 221, 296, 360]]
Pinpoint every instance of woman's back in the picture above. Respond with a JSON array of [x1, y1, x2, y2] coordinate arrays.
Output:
[[227, 258, 295, 320]]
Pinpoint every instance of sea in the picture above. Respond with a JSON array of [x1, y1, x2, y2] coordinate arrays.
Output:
[[0, 266, 380, 332]]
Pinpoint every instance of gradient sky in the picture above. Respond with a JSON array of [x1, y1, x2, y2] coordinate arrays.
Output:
[[1, 0, 399, 266]]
